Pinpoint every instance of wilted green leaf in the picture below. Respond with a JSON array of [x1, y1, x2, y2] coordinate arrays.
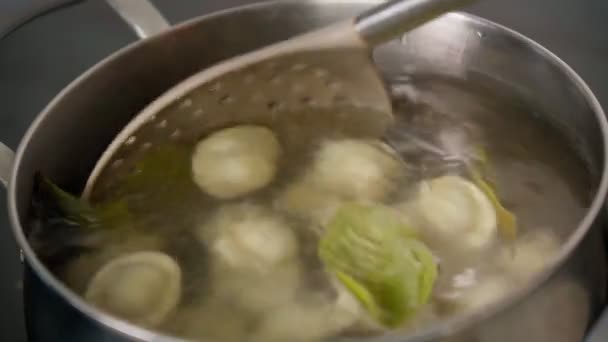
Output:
[[318, 203, 438, 327], [33, 174, 130, 230], [30, 174, 132, 266], [469, 146, 518, 240]]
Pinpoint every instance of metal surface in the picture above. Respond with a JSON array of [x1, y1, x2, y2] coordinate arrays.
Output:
[[0, 143, 14, 187], [0, 2, 138, 340], [0, 0, 607, 341], [589, 312, 608, 342], [0, 0, 78, 39], [105, 0, 170, 39], [356, 0, 475, 45]]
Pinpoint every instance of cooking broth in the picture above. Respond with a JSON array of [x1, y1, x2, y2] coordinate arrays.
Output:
[[30, 74, 592, 342]]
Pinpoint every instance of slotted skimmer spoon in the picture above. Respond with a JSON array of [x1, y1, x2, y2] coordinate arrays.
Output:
[[83, 0, 474, 198]]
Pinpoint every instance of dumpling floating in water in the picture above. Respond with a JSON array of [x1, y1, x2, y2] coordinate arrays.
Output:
[[496, 230, 559, 280], [84, 251, 182, 327], [303, 139, 403, 202], [213, 261, 301, 314], [167, 298, 250, 342], [196, 203, 298, 274], [436, 273, 510, 314], [197, 203, 301, 313], [412, 175, 498, 253], [275, 178, 344, 227], [275, 139, 403, 227], [191, 125, 281, 199], [63, 234, 166, 294], [253, 280, 365, 342]]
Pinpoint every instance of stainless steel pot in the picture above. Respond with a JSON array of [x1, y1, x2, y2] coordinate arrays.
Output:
[[1, 0, 607, 341]]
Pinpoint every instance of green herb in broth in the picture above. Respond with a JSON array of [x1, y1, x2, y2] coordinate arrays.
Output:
[[99, 144, 210, 233], [109, 145, 193, 202], [29, 174, 131, 265], [319, 202, 438, 328], [34, 174, 130, 229]]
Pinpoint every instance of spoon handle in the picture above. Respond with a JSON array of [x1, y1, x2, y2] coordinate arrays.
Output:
[[355, 0, 476, 46]]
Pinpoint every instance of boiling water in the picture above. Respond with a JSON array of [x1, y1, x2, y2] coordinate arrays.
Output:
[[40, 75, 592, 341]]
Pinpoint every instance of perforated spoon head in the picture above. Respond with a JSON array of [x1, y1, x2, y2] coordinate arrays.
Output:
[[83, 0, 474, 198]]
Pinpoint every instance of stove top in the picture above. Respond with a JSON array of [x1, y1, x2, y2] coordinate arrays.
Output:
[[1, 1, 607, 341]]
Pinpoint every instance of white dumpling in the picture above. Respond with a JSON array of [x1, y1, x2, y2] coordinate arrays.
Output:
[[85, 251, 181, 327], [197, 203, 298, 274], [275, 178, 344, 227], [253, 281, 364, 342], [191, 125, 281, 199], [197, 204, 301, 313], [64, 234, 165, 293], [437, 274, 509, 313], [304, 139, 403, 202], [168, 299, 250, 342], [413, 175, 497, 252], [497, 230, 559, 280], [213, 262, 301, 314]]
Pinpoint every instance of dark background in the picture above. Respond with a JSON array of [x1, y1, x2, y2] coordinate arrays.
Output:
[[1, 1, 607, 341]]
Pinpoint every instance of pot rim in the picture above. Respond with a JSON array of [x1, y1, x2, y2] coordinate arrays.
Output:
[[8, 1, 608, 341]]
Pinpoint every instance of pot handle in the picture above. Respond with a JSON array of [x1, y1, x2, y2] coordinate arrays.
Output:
[[105, 0, 171, 39], [0, 142, 15, 188], [587, 309, 608, 341], [1, 1, 167, 182], [0, 1, 169, 183]]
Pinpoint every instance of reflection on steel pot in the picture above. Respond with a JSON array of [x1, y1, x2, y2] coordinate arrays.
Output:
[[0, 0, 606, 341]]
